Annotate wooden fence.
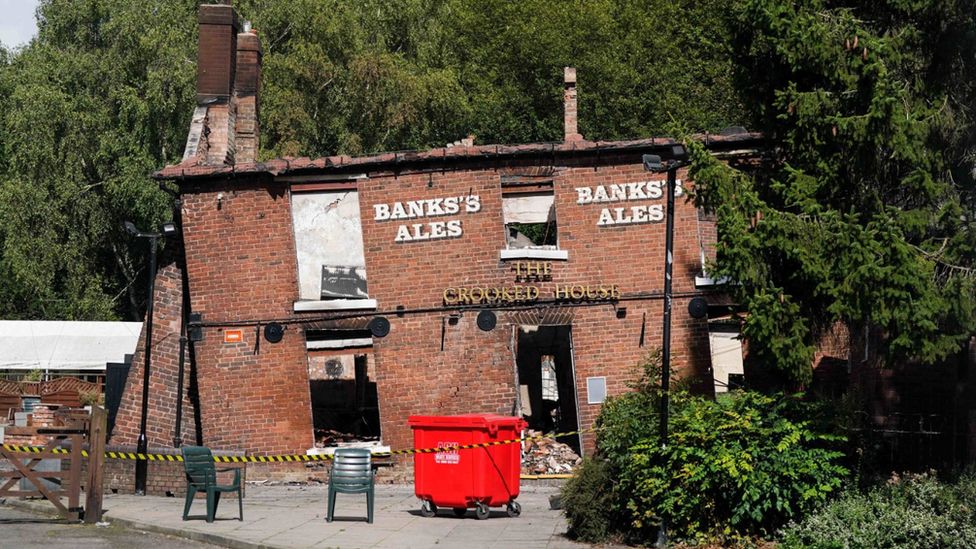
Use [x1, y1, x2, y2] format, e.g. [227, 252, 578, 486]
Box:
[0, 406, 106, 521]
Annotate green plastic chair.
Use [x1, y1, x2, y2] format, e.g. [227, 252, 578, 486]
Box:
[327, 448, 375, 523]
[181, 446, 243, 523]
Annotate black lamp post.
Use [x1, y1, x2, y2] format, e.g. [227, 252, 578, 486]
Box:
[642, 144, 690, 548]
[125, 220, 178, 495]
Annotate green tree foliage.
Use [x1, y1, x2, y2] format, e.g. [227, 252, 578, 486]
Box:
[0, 0, 743, 320]
[691, 1, 976, 384]
[625, 392, 846, 540]
[0, 0, 196, 320]
[244, 0, 744, 156]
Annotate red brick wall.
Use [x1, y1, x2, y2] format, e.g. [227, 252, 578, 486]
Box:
[179, 178, 313, 454]
[112, 260, 199, 449]
[121, 152, 712, 467]
[356, 156, 710, 452]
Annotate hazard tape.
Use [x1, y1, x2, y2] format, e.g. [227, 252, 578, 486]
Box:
[372, 428, 591, 457]
[2, 428, 594, 463]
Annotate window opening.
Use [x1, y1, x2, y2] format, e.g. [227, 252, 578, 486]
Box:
[540, 355, 558, 401]
[292, 189, 369, 301]
[502, 179, 558, 250]
[708, 321, 745, 394]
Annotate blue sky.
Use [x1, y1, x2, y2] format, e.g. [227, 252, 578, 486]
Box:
[0, 0, 40, 48]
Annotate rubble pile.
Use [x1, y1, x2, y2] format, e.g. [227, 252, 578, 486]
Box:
[521, 430, 583, 474]
[313, 429, 379, 447]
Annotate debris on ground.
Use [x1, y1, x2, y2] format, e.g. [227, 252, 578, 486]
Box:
[313, 429, 379, 447]
[521, 430, 582, 474]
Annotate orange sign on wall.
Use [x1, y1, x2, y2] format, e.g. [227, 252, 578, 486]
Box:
[224, 329, 243, 343]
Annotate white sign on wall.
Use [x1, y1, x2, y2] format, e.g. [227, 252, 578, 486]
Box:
[575, 180, 683, 227]
[373, 195, 481, 242]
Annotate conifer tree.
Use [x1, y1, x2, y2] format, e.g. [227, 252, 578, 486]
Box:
[691, 0, 976, 384]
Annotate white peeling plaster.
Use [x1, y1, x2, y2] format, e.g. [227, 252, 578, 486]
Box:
[292, 191, 368, 300]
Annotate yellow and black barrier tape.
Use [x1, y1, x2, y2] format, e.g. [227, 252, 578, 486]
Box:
[1, 428, 595, 463]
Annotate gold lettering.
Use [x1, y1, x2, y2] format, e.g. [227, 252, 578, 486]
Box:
[469, 287, 485, 303]
[485, 287, 499, 303]
[501, 287, 513, 302]
[514, 262, 524, 279]
[444, 288, 458, 304]
[543, 262, 552, 276]
[445, 282, 617, 303]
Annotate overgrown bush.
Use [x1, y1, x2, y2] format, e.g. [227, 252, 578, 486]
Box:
[79, 390, 104, 407]
[561, 458, 613, 542]
[624, 391, 847, 541]
[562, 352, 849, 544]
[780, 472, 976, 548]
[563, 352, 665, 542]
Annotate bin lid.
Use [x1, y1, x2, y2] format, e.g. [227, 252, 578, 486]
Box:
[408, 413, 525, 429]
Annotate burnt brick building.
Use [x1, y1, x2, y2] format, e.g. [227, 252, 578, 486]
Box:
[110, 4, 762, 485]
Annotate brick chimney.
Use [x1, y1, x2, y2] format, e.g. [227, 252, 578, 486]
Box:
[183, 4, 263, 166]
[234, 29, 262, 164]
[196, 4, 238, 102]
[564, 67, 583, 142]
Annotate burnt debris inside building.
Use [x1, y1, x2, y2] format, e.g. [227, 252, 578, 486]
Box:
[516, 325, 580, 455]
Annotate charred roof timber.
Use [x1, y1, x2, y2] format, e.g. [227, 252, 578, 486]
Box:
[155, 132, 762, 182]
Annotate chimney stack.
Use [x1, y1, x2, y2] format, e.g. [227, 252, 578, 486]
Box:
[234, 29, 262, 163]
[183, 4, 262, 166]
[196, 4, 239, 101]
[564, 67, 583, 142]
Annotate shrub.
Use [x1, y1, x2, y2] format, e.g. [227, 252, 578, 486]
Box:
[624, 391, 847, 540]
[780, 472, 976, 548]
[563, 352, 849, 544]
[563, 351, 666, 542]
[561, 458, 613, 542]
[79, 390, 104, 407]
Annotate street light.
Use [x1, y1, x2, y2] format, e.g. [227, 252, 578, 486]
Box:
[642, 144, 690, 548]
[125, 220, 177, 495]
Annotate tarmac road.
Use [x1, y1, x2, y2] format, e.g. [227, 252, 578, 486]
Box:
[0, 504, 220, 549]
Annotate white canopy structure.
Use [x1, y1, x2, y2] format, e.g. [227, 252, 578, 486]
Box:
[0, 321, 142, 372]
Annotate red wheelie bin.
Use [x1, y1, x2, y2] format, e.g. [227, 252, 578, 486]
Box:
[408, 414, 526, 519]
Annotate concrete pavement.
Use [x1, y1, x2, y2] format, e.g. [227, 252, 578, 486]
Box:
[7, 482, 587, 549]
[0, 504, 218, 548]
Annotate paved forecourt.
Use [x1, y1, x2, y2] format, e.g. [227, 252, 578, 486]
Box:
[91, 482, 587, 549]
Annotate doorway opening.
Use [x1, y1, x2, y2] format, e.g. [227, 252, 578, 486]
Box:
[516, 325, 581, 455]
[306, 330, 381, 445]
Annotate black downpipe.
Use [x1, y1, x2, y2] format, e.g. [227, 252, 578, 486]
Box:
[134, 235, 157, 495]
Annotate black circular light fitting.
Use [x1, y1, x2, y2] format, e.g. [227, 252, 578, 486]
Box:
[477, 310, 497, 331]
[264, 322, 285, 343]
[688, 297, 709, 319]
[369, 316, 391, 338]
[325, 359, 344, 378]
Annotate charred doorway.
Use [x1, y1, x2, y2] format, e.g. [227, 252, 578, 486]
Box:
[306, 330, 381, 445]
[516, 325, 581, 455]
